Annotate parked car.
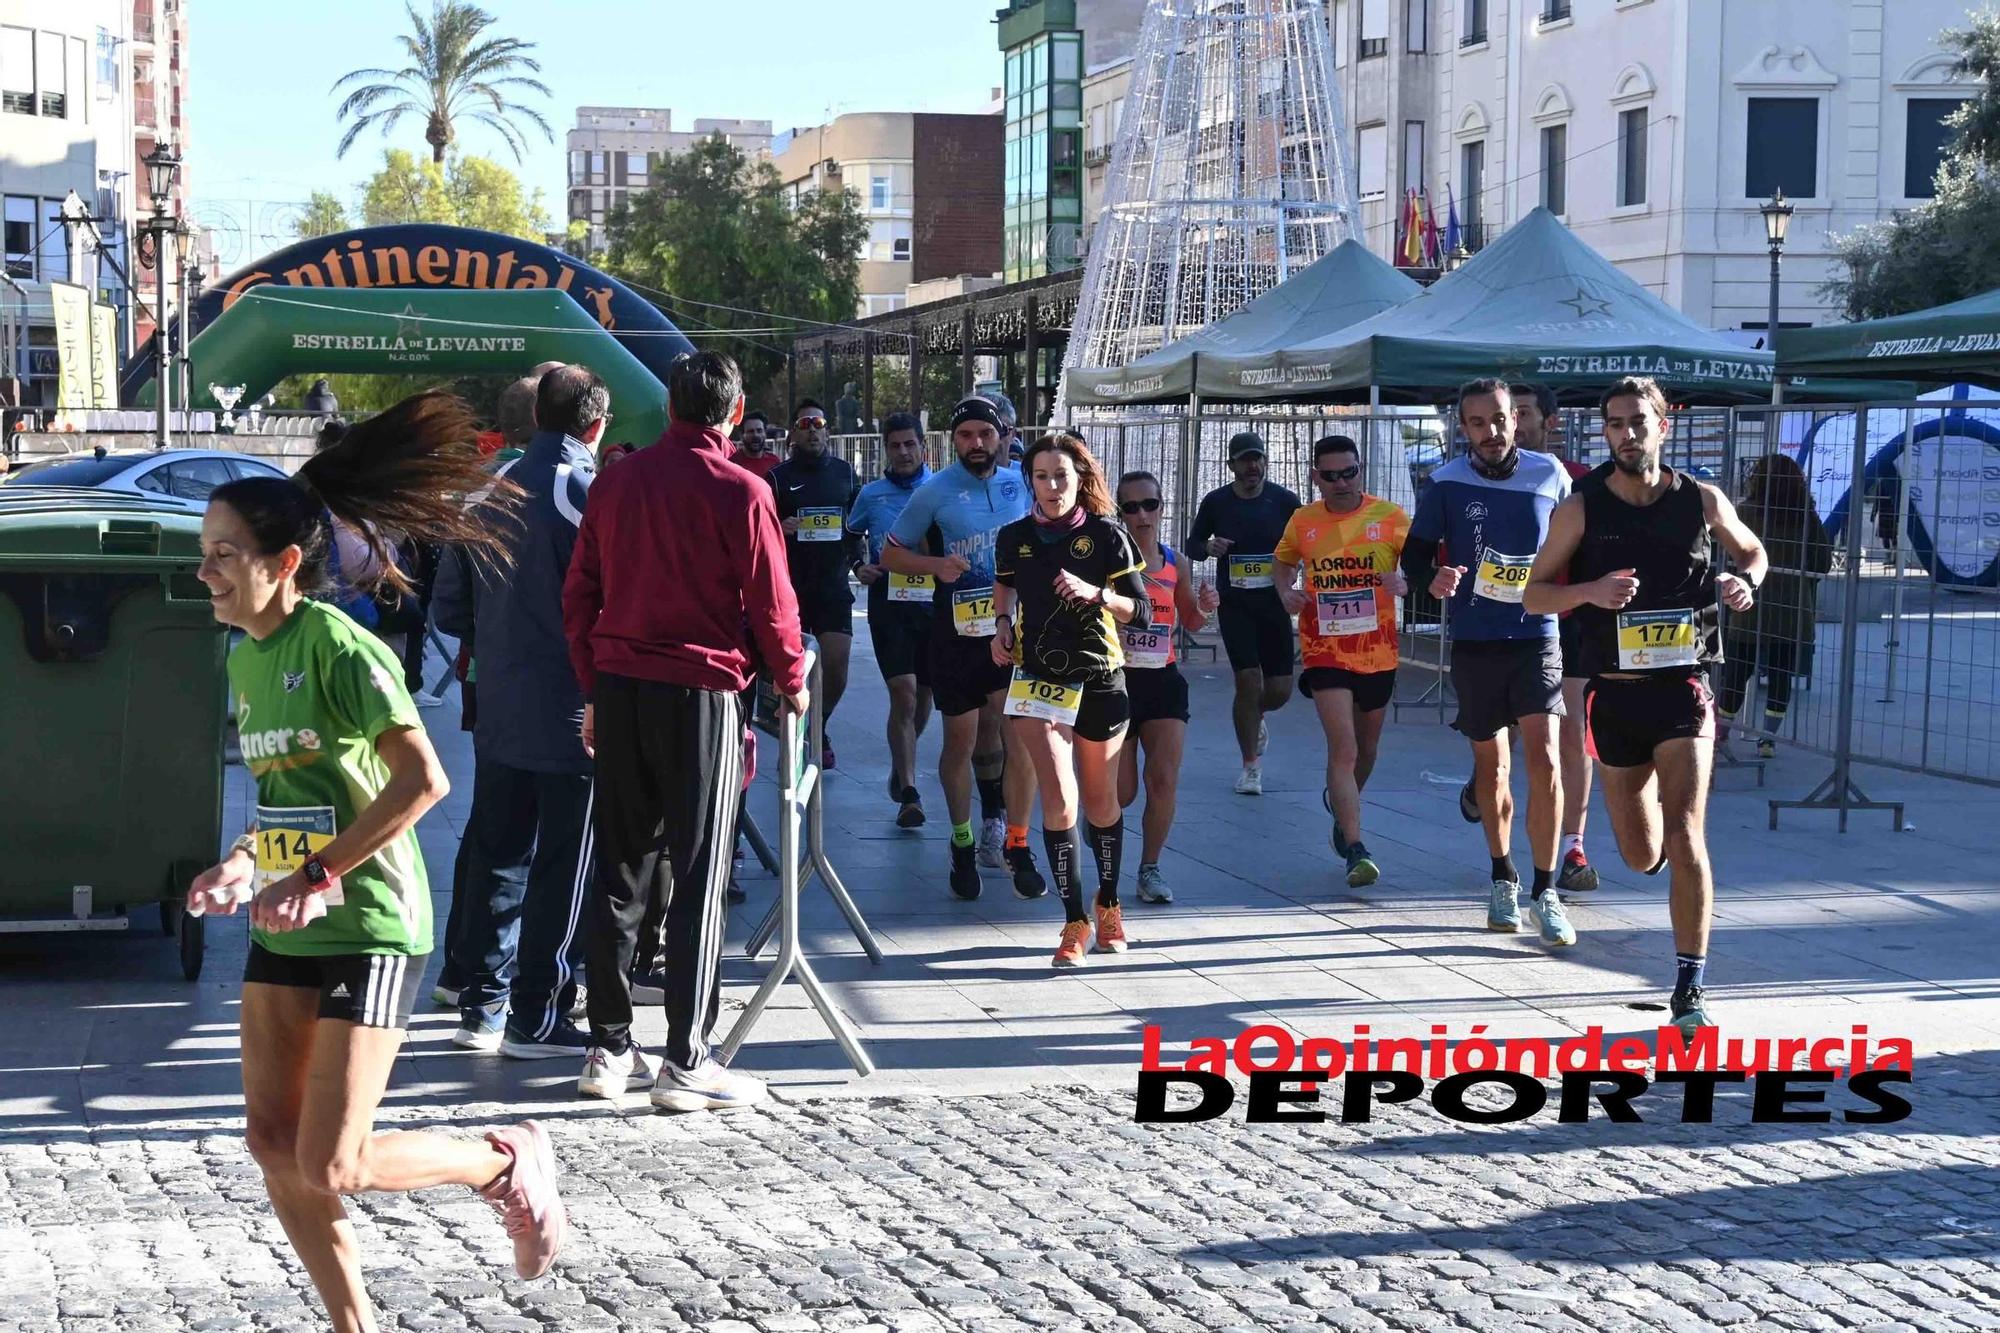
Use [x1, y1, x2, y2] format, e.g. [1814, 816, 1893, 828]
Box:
[2, 449, 288, 512]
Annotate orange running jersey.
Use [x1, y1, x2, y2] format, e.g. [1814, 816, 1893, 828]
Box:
[1274, 497, 1410, 673]
[1120, 545, 1180, 670]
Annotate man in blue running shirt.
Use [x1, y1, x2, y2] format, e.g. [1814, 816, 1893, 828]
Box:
[848, 411, 935, 829]
[1402, 378, 1577, 949]
[884, 397, 1046, 901]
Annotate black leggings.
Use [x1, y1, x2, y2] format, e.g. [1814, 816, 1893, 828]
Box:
[1720, 641, 1799, 721]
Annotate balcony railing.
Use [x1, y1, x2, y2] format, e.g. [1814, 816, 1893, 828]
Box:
[133, 89, 157, 127]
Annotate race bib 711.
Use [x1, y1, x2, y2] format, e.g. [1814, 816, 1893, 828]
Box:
[1315, 586, 1378, 636]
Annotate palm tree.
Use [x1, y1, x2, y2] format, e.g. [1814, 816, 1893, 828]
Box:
[332, 0, 552, 164]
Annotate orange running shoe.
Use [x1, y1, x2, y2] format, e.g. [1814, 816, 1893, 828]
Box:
[1052, 919, 1092, 967]
[1093, 903, 1128, 954]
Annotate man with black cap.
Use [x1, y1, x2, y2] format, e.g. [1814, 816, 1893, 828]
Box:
[883, 396, 1048, 900]
[1185, 431, 1302, 795]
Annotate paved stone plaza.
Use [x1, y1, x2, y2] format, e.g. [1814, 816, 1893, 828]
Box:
[3, 631, 1998, 1331]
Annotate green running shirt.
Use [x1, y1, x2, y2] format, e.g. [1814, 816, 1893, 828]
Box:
[228, 600, 430, 956]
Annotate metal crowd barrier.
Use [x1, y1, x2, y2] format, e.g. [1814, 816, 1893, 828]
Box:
[718, 643, 879, 1076]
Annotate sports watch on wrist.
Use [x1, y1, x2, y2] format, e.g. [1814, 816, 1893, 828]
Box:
[301, 853, 333, 890]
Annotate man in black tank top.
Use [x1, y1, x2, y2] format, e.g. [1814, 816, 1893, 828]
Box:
[1524, 376, 1767, 1037]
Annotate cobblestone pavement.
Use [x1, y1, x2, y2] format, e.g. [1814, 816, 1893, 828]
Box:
[3, 1056, 1999, 1333]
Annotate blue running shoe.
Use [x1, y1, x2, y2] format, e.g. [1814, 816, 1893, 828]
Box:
[1671, 986, 1712, 1034]
[1487, 879, 1521, 932]
[1528, 890, 1578, 947]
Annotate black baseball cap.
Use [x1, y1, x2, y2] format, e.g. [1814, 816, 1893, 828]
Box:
[1228, 431, 1266, 460]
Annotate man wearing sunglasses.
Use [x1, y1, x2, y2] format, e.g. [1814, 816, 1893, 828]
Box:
[1185, 431, 1302, 795]
[771, 399, 862, 768]
[1275, 436, 1410, 888]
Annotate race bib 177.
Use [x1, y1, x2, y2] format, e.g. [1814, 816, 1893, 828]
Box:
[1617, 608, 1699, 670]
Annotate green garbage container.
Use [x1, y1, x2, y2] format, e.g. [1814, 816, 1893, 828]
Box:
[0, 486, 227, 978]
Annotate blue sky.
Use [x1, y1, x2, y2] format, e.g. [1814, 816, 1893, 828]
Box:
[190, 0, 1001, 252]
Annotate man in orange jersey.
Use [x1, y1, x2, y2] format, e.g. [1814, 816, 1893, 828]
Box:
[1275, 434, 1410, 887]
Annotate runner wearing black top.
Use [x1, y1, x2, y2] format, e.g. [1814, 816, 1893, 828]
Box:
[1525, 376, 1766, 1035]
[992, 431, 1151, 968]
[1185, 432, 1301, 795]
[771, 401, 862, 767]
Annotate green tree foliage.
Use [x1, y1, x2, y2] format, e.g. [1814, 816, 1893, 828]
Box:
[355, 148, 549, 239]
[1825, 11, 2000, 319]
[332, 0, 551, 164]
[295, 192, 350, 240]
[601, 137, 868, 409]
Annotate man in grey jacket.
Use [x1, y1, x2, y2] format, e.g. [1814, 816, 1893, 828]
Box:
[433, 364, 608, 1059]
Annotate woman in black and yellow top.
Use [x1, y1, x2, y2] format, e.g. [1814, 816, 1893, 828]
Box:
[991, 431, 1151, 967]
[188, 393, 567, 1331]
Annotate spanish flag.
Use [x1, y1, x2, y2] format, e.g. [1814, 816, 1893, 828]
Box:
[1401, 189, 1424, 266]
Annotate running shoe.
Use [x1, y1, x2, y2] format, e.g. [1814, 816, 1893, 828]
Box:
[566, 985, 588, 1021]
[432, 982, 462, 1009]
[1234, 765, 1263, 796]
[895, 786, 926, 829]
[1007, 846, 1048, 899]
[1670, 985, 1713, 1035]
[628, 970, 666, 1004]
[727, 878, 747, 905]
[453, 1006, 506, 1051]
[1557, 849, 1600, 893]
[1756, 738, 1776, 760]
[1646, 852, 1668, 877]
[480, 1120, 567, 1280]
[577, 1044, 659, 1100]
[1322, 788, 1353, 859]
[949, 843, 982, 900]
[977, 817, 1007, 868]
[411, 690, 447, 710]
[1135, 864, 1173, 904]
[1527, 890, 1578, 948]
[1486, 879, 1521, 933]
[1052, 919, 1092, 968]
[1256, 717, 1269, 757]
[1345, 844, 1380, 888]
[1459, 780, 1480, 824]
[501, 1019, 593, 1061]
[650, 1057, 767, 1112]
[1093, 902, 1129, 953]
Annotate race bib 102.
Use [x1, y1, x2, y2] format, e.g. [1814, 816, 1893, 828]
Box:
[1474, 551, 1534, 604]
[1004, 669, 1083, 726]
[797, 507, 844, 542]
[1616, 608, 1699, 670]
[952, 588, 997, 637]
[1315, 585, 1379, 637]
[1228, 554, 1275, 589]
[254, 805, 345, 905]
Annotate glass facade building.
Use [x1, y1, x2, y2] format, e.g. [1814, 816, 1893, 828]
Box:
[999, 1, 1084, 282]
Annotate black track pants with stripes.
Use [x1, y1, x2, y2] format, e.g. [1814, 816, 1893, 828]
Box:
[583, 673, 745, 1071]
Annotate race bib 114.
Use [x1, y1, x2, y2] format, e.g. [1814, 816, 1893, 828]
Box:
[254, 805, 345, 905]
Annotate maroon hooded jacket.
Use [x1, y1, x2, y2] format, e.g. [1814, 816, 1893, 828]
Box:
[564, 420, 806, 699]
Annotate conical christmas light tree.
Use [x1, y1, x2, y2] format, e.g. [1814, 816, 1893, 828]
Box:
[1059, 0, 1357, 414]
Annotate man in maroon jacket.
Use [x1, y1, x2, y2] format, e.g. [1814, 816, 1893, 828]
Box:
[563, 351, 809, 1110]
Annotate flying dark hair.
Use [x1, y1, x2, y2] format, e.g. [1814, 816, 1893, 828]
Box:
[1510, 382, 1559, 419]
[1025, 430, 1114, 517]
[668, 351, 744, 428]
[881, 410, 923, 439]
[535, 364, 609, 439]
[1457, 377, 1512, 417]
[210, 390, 520, 600]
[1314, 433, 1360, 462]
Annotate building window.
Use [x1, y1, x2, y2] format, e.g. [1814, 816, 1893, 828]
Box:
[4, 195, 36, 279]
[1745, 97, 1817, 199]
[870, 174, 890, 210]
[1406, 0, 1428, 52]
[892, 236, 911, 262]
[1540, 0, 1571, 22]
[1904, 97, 1961, 199]
[626, 151, 646, 182]
[1357, 123, 1387, 198]
[1358, 0, 1386, 59]
[589, 151, 606, 185]
[1403, 120, 1426, 196]
[1461, 0, 1487, 46]
[36, 31, 63, 117]
[1, 27, 33, 115]
[1540, 123, 1567, 214]
[1618, 107, 1648, 206]
[1333, 0, 1349, 67]
[96, 27, 117, 88]
[1459, 139, 1484, 236]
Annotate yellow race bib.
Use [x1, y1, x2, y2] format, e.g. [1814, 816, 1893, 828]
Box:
[1228, 554, 1275, 589]
[952, 588, 997, 637]
[888, 572, 936, 604]
[254, 805, 344, 905]
[1004, 669, 1083, 725]
[797, 507, 844, 542]
[1474, 551, 1533, 604]
[1616, 609, 1698, 670]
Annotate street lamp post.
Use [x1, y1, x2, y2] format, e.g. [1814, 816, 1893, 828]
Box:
[1761, 188, 1794, 405]
[142, 143, 181, 451]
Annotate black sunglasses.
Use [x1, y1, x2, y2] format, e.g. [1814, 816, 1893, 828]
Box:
[1120, 497, 1162, 515]
[1317, 465, 1361, 483]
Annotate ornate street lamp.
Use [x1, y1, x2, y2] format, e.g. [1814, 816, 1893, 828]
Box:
[1760, 188, 1794, 405]
[141, 143, 181, 449]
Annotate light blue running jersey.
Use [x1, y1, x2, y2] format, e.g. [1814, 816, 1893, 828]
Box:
[885, 461, 1032, 610]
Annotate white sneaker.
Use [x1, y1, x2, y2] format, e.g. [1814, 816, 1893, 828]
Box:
[650, 1057, 767, 1112]
[578, 1044, 659, 1099]
[411, 690, 446, 709]
[1234, 765, 1263, 796]
[1256, 718, 1269, 757]
[976, 816, 1007, 868]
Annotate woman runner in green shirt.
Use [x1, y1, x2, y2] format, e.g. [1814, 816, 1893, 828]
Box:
[187, 392, 564, 1331]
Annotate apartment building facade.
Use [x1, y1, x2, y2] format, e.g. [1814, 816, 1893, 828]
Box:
[565, 107, 773, 253]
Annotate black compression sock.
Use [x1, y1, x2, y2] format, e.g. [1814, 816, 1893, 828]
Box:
[1531, 866, 1555, 899]
[1492, 856, 1518, 884]
[1043, 825, 1084, 922]
[1675, 953, 1707, 994]
[976, 776, 1005, 822]
[1088, 817, 1125, 908]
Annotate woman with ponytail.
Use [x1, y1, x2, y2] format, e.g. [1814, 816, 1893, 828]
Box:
[186, 391, 565, 1329]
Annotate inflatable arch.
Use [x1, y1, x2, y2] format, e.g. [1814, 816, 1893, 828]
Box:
[125, 223, 693, 404]
[153, 286, 670, 447]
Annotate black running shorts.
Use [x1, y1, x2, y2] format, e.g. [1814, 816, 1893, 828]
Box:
[1450, 638, 1565, 742]
[869, 602, 933, 686]
[1218, 597, 1295, 676]
[1583, 672, 1716, 768]
[243, 942, 428, 1030]
[796, 588, 856, 639]
[929, 621, 1013, 717]
[1299, 665, 1397, 713]
[1126, 664, 1190, 727]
